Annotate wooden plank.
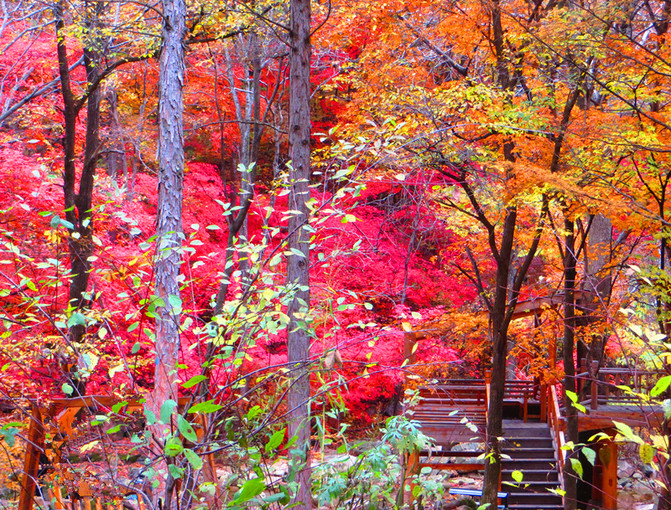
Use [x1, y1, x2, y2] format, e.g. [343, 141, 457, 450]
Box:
[18, 404, 45, 510]
[48, 475, 65, 510]
[424, 462, 483, 471]
[602, 440, 618, 510]
[420, 450, 485, 457]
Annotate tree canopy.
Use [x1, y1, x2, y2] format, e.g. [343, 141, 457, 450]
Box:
[1, 0, 671, 508]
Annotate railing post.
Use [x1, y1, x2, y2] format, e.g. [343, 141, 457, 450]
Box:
[18, 404, 45, 510]
[403, 448, 420, 506]
[591, 360, 599, 410]
[484, 370, 491, 429]
[600, 435, 618, 509]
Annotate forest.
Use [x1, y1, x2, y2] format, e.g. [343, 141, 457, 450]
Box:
[0, 0, 671, 509]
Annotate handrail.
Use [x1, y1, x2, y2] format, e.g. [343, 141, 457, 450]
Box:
[485, 373, 491, 433]
[547, 384, 565, 505]
[573, 365, 667, 411]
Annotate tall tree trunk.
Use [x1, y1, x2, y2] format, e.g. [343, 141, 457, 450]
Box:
[482, 206, 516, 508]
[287, 0, 312, 507]
[55, 2, 102, 394]
[480, 0, 514, 493]
[563, 217, 579, 510]
[151, 0, 185, 503]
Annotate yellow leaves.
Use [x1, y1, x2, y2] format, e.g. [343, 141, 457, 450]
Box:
[640, 443, 657, 464]
[44, 229, 63, 243]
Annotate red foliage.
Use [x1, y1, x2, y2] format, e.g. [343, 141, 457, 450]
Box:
[0, 28, 475, 422]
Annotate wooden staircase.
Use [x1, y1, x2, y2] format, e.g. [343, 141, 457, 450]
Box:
[501, 419, 563, 510]
[412, 381, 487, 444]
[409, 380, 567, 508]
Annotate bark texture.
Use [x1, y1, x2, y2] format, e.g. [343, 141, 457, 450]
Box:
[481, 207, 516, 508]
[55, 2, 102, 394]
[153, 0, 185, 414]
[563, 218, 579, 510]
[151, 0, 185, 502]
[287, 0, 312, 507]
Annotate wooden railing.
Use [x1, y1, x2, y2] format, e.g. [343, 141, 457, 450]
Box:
[577, 360, 668, 410]
[503, 380, 538, 422]
[18, 396, 217, 510]
[45, 473, 147, 509]
[485, 375, 491, 431]
[546, 384, 566, 506]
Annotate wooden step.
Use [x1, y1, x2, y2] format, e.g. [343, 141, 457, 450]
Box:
[502, 447, 555, 459]
[502, 469, 559, 482]
[504, 437, 553, 448]
[413, 408, 486, 416]
[502, 458, 557, 470]
[508, 492, 563, 506]
[503, 426, 552, 439]
[508, 505, 563, 510]
[502, 481, 560, 493]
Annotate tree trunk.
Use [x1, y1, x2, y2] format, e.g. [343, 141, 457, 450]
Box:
[55, 3, 102, 394]
[150, 0, 185, 503]
[482, 206, 516, 508]
[287, 0, 312, 507]
[563, 217, 579, 510]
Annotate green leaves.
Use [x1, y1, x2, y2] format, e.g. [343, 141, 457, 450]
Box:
[651, 375, 671, 397]
[164, 436, 183, 457]
[613, 420, 643, 445]
[582, 447, 596, 466]
[0, 425, 20, 447]
[177, 415, 198, 443]
[182, 374, 207, 389]
[265, 429, 286, 453]
[184, 449, 203, 470]
[160, 399, 178, 424]
[67, 312, 86, 327]
[565, 390, 586, 413]
[188, 400, 223, 414]
[570, 458, 583, 479]
[49, 214, 74, 230]
[234, 478, 265, 504]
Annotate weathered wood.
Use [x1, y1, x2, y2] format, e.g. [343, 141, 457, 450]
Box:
[601, 439, 618, 509]
[18, 405, 45, 510]
[287, 0, 313, 507]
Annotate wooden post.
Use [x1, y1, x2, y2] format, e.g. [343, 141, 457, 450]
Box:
[549, 335, 557, 372]
[196, 413, 222, 509]
[601, 439, 618, 510]
[484, 370, 491, 427]
[590, 360, 599, 410]
[593, 433, 618, 510]
[18, 404, 45, 510]
[403, 331, 417, 367]
[403, 448, 420, 506]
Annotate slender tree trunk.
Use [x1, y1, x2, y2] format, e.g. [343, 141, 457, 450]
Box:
[287, 0, 312, 507]
[69, 43, 101, 313]
[563, 218, 579, 510]
[55, 3, 102, 395]
[150, 0, 185, 503]
[482, 206, 516, 508]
